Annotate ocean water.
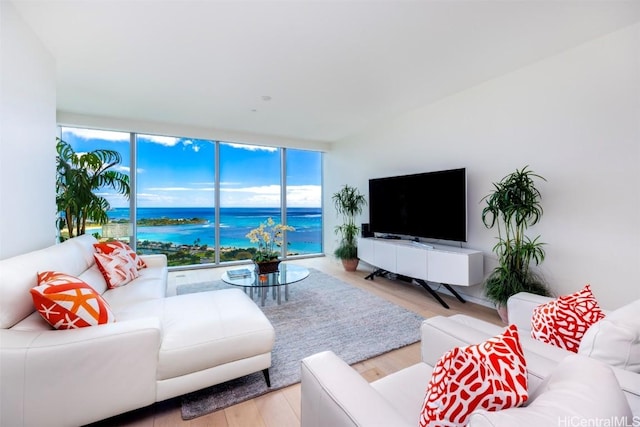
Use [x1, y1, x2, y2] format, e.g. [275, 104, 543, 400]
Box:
[106, 207, 322, 254]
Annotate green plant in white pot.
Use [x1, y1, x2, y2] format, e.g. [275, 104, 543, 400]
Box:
[481, 166, 551, 323]
[332, 185, 367, 271]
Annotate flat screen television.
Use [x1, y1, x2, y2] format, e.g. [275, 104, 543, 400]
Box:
[368, 168, 467, 242]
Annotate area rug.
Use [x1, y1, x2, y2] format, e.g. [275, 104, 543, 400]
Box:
[176, 268, 424, 420]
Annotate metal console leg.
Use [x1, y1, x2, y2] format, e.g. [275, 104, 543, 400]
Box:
[414, 279, 450, 309]
[443, 283, 466, 303]
[365, 268, 387, 280]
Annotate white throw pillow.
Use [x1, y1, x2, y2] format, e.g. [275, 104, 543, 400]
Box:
[579, 299, 640, 373]
[467, 355, 632, 427]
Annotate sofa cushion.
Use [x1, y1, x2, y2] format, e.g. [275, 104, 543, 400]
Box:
[102, 275, 167, 311]
[94, 241, 147, 270]
[77, 264, 109, 295]
[94, 251, 140, 289]
[531, 284, 605, 352]
[419, 324, 527, 427]
[579, 299, 640, 373]
[153, 290, 275, 381]
[0, 235, 99, 329]
[30, 271, 115, 329]
[467, 355, 632, 426]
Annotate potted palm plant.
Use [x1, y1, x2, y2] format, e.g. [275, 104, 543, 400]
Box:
[56, 138, 130, 239]
[332, 184, 367, 271]
[481, 166, 551, 323]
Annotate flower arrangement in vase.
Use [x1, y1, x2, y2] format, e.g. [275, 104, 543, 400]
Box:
[246, 217, 295, 274]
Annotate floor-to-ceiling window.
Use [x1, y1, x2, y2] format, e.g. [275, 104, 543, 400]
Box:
[286, 148, 322, 256]
[218, 142, 283, 262]
[58, 127, 131, 241]
[59, 126, 323, 267]
[136, 134, 216, 266]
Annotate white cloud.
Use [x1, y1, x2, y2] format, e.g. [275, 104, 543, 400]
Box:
[182, 140, 203, 153]
[286, 185, 322, 206]
[220, 184, 321, 207]
[147, 186, 215, 192]
[137, 191, 214, 208]
[136, 193, 177, 205]
[138, 134, 180, 146]
[224, 184, 281, 194]
[62, 128, 129, 142]
[104, 184, 320, 208]
[223, 142, 278, 153]
[139, 136, 209, 153]
[115, 165, 145, 174]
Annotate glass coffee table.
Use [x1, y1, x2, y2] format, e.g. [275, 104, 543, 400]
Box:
[221, 263, 309, 306]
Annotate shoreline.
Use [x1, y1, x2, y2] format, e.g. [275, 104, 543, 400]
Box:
[67, 220, 309, 266]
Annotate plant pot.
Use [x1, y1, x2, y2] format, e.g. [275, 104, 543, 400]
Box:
[341, 258, 359, 272]
[496, 304, 509, 325]
[256, 260, 281, 275]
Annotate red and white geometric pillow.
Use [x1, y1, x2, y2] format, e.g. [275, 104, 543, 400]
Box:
[94, 251, 140, 289]
[93, 240, 146, 270]
[31, 271, 115, 329]
[419, 324, 528, 427]
[531, 284, 605, 353]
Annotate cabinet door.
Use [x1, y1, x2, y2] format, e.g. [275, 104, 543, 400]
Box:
[373, 241, 397, 273]
[427, 250, 473, 286]
[396, 245, 428, 280]
[357, 238, 374, 265]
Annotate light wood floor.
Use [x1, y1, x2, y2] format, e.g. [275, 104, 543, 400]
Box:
[90, 257, 501, 427]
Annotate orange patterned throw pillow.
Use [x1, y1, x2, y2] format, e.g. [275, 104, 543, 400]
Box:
[531, 284, 605, 352]
[94, 251, 140, 289]
[94, 241, 146, 270]
[31, 272, 115, 329]
[419, 324, 528, 427]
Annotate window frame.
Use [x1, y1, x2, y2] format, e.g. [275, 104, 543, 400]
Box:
[58, 126, 323, 269]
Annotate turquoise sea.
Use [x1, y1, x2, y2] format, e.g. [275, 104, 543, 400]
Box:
[106, 207, 322, 255]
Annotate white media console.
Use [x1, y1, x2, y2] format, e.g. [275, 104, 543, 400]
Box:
[357, 237, 484, 309]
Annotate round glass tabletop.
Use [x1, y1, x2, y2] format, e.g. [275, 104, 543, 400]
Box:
[221, 263, 309, 305]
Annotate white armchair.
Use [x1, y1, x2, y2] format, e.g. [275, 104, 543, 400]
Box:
[301, 296, 638, 427]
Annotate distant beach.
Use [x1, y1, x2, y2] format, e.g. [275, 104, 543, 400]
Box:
[82, 207, 322, 266]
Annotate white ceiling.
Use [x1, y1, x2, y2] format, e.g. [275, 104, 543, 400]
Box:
[12, 0, 640, 144]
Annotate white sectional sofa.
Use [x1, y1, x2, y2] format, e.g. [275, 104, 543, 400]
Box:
[301, 293, 640, 426]
[0, 234, 275, 427]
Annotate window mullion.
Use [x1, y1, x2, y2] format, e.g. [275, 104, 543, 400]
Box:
[281, 147, 287, 259]
[214, 141, 221, 265]
[130, 132, 137, 250]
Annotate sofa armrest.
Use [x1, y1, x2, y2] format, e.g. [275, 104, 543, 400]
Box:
[420, 316, 504, 365]
[301, 351, 413, 427]
[611, 365, 640, 416]
[140, 253, 167, 268]
[1, 317, 162, 427]
[507, 292, 554, 333]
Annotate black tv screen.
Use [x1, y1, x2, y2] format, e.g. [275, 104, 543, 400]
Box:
[368, 168, 467, 242]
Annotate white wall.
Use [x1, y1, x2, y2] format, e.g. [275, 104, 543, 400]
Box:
[0, 1, 57, 258]
[325, 23, 640, 309]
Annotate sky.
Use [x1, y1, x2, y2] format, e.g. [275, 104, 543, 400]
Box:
[61, 127, 322, 208]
